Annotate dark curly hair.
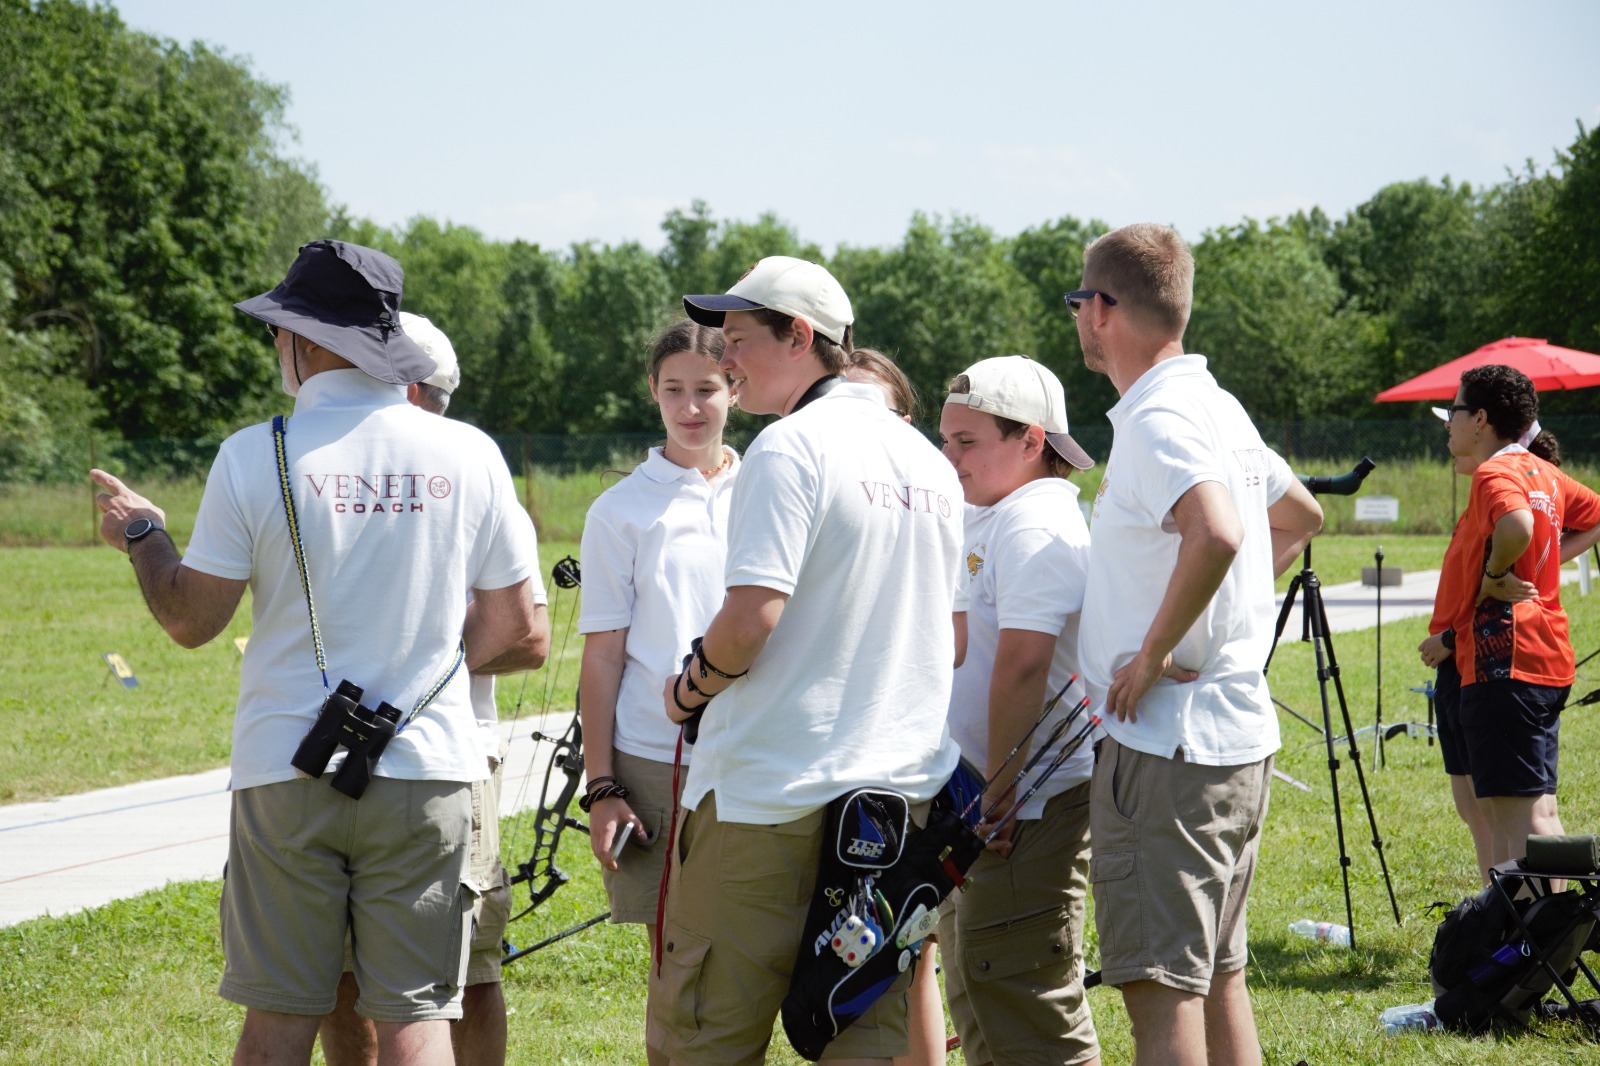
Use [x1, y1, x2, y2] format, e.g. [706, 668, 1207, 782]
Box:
[1458, 364, 1560, 464]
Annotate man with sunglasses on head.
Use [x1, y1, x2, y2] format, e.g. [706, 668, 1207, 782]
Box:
[1070, 223, 1322, 1066]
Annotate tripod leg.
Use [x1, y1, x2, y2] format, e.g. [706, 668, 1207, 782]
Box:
[1310, 581, 1402, 927]
[1265, 573, 1304, 675]
[1301, 572, 1359, 946]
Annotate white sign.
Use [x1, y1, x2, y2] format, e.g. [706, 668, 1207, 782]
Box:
[1355, 495, 1400, 523]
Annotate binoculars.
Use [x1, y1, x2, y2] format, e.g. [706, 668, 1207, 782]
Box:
[290, 680, 402, 799]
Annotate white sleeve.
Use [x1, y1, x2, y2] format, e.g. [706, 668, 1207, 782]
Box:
[471, 450, 535, 592]
[993, 525, 1089, 635]
[724, 446, 817, 594]
[509, 506, 547, 606]
[183, 440, 255, 581]
[1263, 447, 1296, 505]
[577, 493, 637, 634]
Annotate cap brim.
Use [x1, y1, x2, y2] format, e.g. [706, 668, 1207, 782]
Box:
[1045, 431, 1095, 470]
[683, 293, 766, 329]
[235, 295, 436, 385]
[1431, 406, 1450, 422]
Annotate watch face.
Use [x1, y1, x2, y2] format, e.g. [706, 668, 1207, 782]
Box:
[126, 518, 155, 541]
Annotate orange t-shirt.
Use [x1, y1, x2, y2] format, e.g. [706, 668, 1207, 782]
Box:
[1443, 448, 1600, 687]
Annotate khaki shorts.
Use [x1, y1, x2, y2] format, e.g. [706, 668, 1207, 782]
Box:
[646, 791, 915, 1065]
[466, 759, 511, 985]
[1088, 737, 1271, 996]
[939, 782, 1098, 1066]
[601, 750, 682, 925]
[219, 776, 473, 1022]
[338, 760, 508, 987]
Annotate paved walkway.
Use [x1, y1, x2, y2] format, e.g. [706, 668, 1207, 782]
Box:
[0, 711, 571, 927]
[2, 563, 1589, 928]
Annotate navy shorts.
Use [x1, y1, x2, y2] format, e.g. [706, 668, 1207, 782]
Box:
[1433, 660, 1470, 777]
[1457, 679, 1568, 798]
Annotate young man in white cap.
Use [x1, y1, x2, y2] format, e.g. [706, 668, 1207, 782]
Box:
[937, 355, 1101, 1066]
[318, 312, 547, 1066]
[91, 240, 546, 1066]
[651, 256, 964, 1065]
[1072, 223, 1322, 1066]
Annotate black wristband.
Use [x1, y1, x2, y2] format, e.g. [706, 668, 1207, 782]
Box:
[1440, 628, 1456, 651]
[1484, 562, 1512, 580]
[579, 781, 631, 813]
[691, 636, 748, 681]
[672, 673, 706, 715]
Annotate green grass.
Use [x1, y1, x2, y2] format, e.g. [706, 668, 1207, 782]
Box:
[4, 574, 1600, 1061]
[0, 532, 1457, 806]
[0, 541, 582, 804]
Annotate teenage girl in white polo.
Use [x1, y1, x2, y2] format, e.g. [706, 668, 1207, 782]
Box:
[577, 318, 736, 1066]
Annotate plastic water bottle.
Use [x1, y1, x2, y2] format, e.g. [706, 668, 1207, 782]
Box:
[1379, 1001, 1438, 1034]
[1288, 918, 1351, 947]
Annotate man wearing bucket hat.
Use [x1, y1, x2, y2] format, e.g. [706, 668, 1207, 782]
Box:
[649, 257, 963, 1063]
[91, 240, 545, 1066]
[317, 311, 546, 1066]
[937, 354, 1102, 1066]
[1071, 223, 1321, 1065]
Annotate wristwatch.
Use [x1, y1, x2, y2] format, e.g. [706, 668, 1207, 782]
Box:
[124, 517, 165, 549]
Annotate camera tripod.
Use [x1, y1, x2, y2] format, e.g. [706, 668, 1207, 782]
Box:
[1266, 539, 1401, 946]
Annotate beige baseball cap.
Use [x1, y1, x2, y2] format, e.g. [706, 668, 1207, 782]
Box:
[399, 312, 460, 394]
[945, 355, 1094, 470]
[683, 255, 854, 345]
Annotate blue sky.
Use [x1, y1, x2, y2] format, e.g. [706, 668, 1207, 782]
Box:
[115, 0, 1600, 254]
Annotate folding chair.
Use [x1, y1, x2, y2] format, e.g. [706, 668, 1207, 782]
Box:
[1487, 836, 1600, 1031]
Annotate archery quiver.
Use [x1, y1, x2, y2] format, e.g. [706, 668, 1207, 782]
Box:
[780, 763, 986, 1061]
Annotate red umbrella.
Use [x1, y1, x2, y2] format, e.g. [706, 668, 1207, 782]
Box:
[1373, 337, 1600, 402]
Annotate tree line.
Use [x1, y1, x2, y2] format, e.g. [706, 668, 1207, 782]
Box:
[3, 0, 1597, 482]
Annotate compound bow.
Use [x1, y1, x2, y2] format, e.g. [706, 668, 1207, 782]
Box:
[501, 554, 612, 963]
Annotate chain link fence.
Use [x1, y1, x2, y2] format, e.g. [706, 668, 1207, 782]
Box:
[9, 415, 1600, 485]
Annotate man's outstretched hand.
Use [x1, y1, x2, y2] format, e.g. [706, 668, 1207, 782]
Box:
[91, 469, 165, 552]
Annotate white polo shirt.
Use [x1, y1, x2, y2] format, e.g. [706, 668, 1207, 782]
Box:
[1079, 355, 1294, 766]
[948, 478, 1094, 819]
[578, 446, 740, 764]
[471, 547, 549, 763]
[684, 383, 964, 824]
[184, 369, 535, 789]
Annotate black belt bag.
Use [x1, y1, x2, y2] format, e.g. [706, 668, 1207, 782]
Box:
[780, 762, 986, 1060]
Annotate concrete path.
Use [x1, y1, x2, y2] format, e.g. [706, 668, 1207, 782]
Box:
[2, 563, 1589, 928]
[0, 711, 572, 927]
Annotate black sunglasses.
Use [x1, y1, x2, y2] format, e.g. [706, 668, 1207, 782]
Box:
[265, 323, 280, 341]
[1063, 289, 1118, 319]
[1447, 403, 1475, 416]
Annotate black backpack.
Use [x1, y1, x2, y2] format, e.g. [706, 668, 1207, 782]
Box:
[1430, 877, 1599, 1032]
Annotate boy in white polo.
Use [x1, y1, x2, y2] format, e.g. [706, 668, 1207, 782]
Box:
[938, 355, 1102, 1066]
[653, 257, 963, 1064]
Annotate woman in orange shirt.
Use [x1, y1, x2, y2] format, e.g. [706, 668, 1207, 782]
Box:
[1426, 364, 1600, 872]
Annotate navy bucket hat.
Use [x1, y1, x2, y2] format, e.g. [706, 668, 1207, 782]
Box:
[235, 240, 436, 385]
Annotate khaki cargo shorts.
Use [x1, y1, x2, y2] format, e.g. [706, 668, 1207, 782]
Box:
[219, 776, 473, 1022]
[940, 781, 1099, 1066]
[1089, 737, 1272, 995]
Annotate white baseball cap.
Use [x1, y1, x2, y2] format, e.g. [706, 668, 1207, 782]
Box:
[399, 312, 460, 394]
[683, 256, 854, 345]
[944, 355, 1094, 470]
